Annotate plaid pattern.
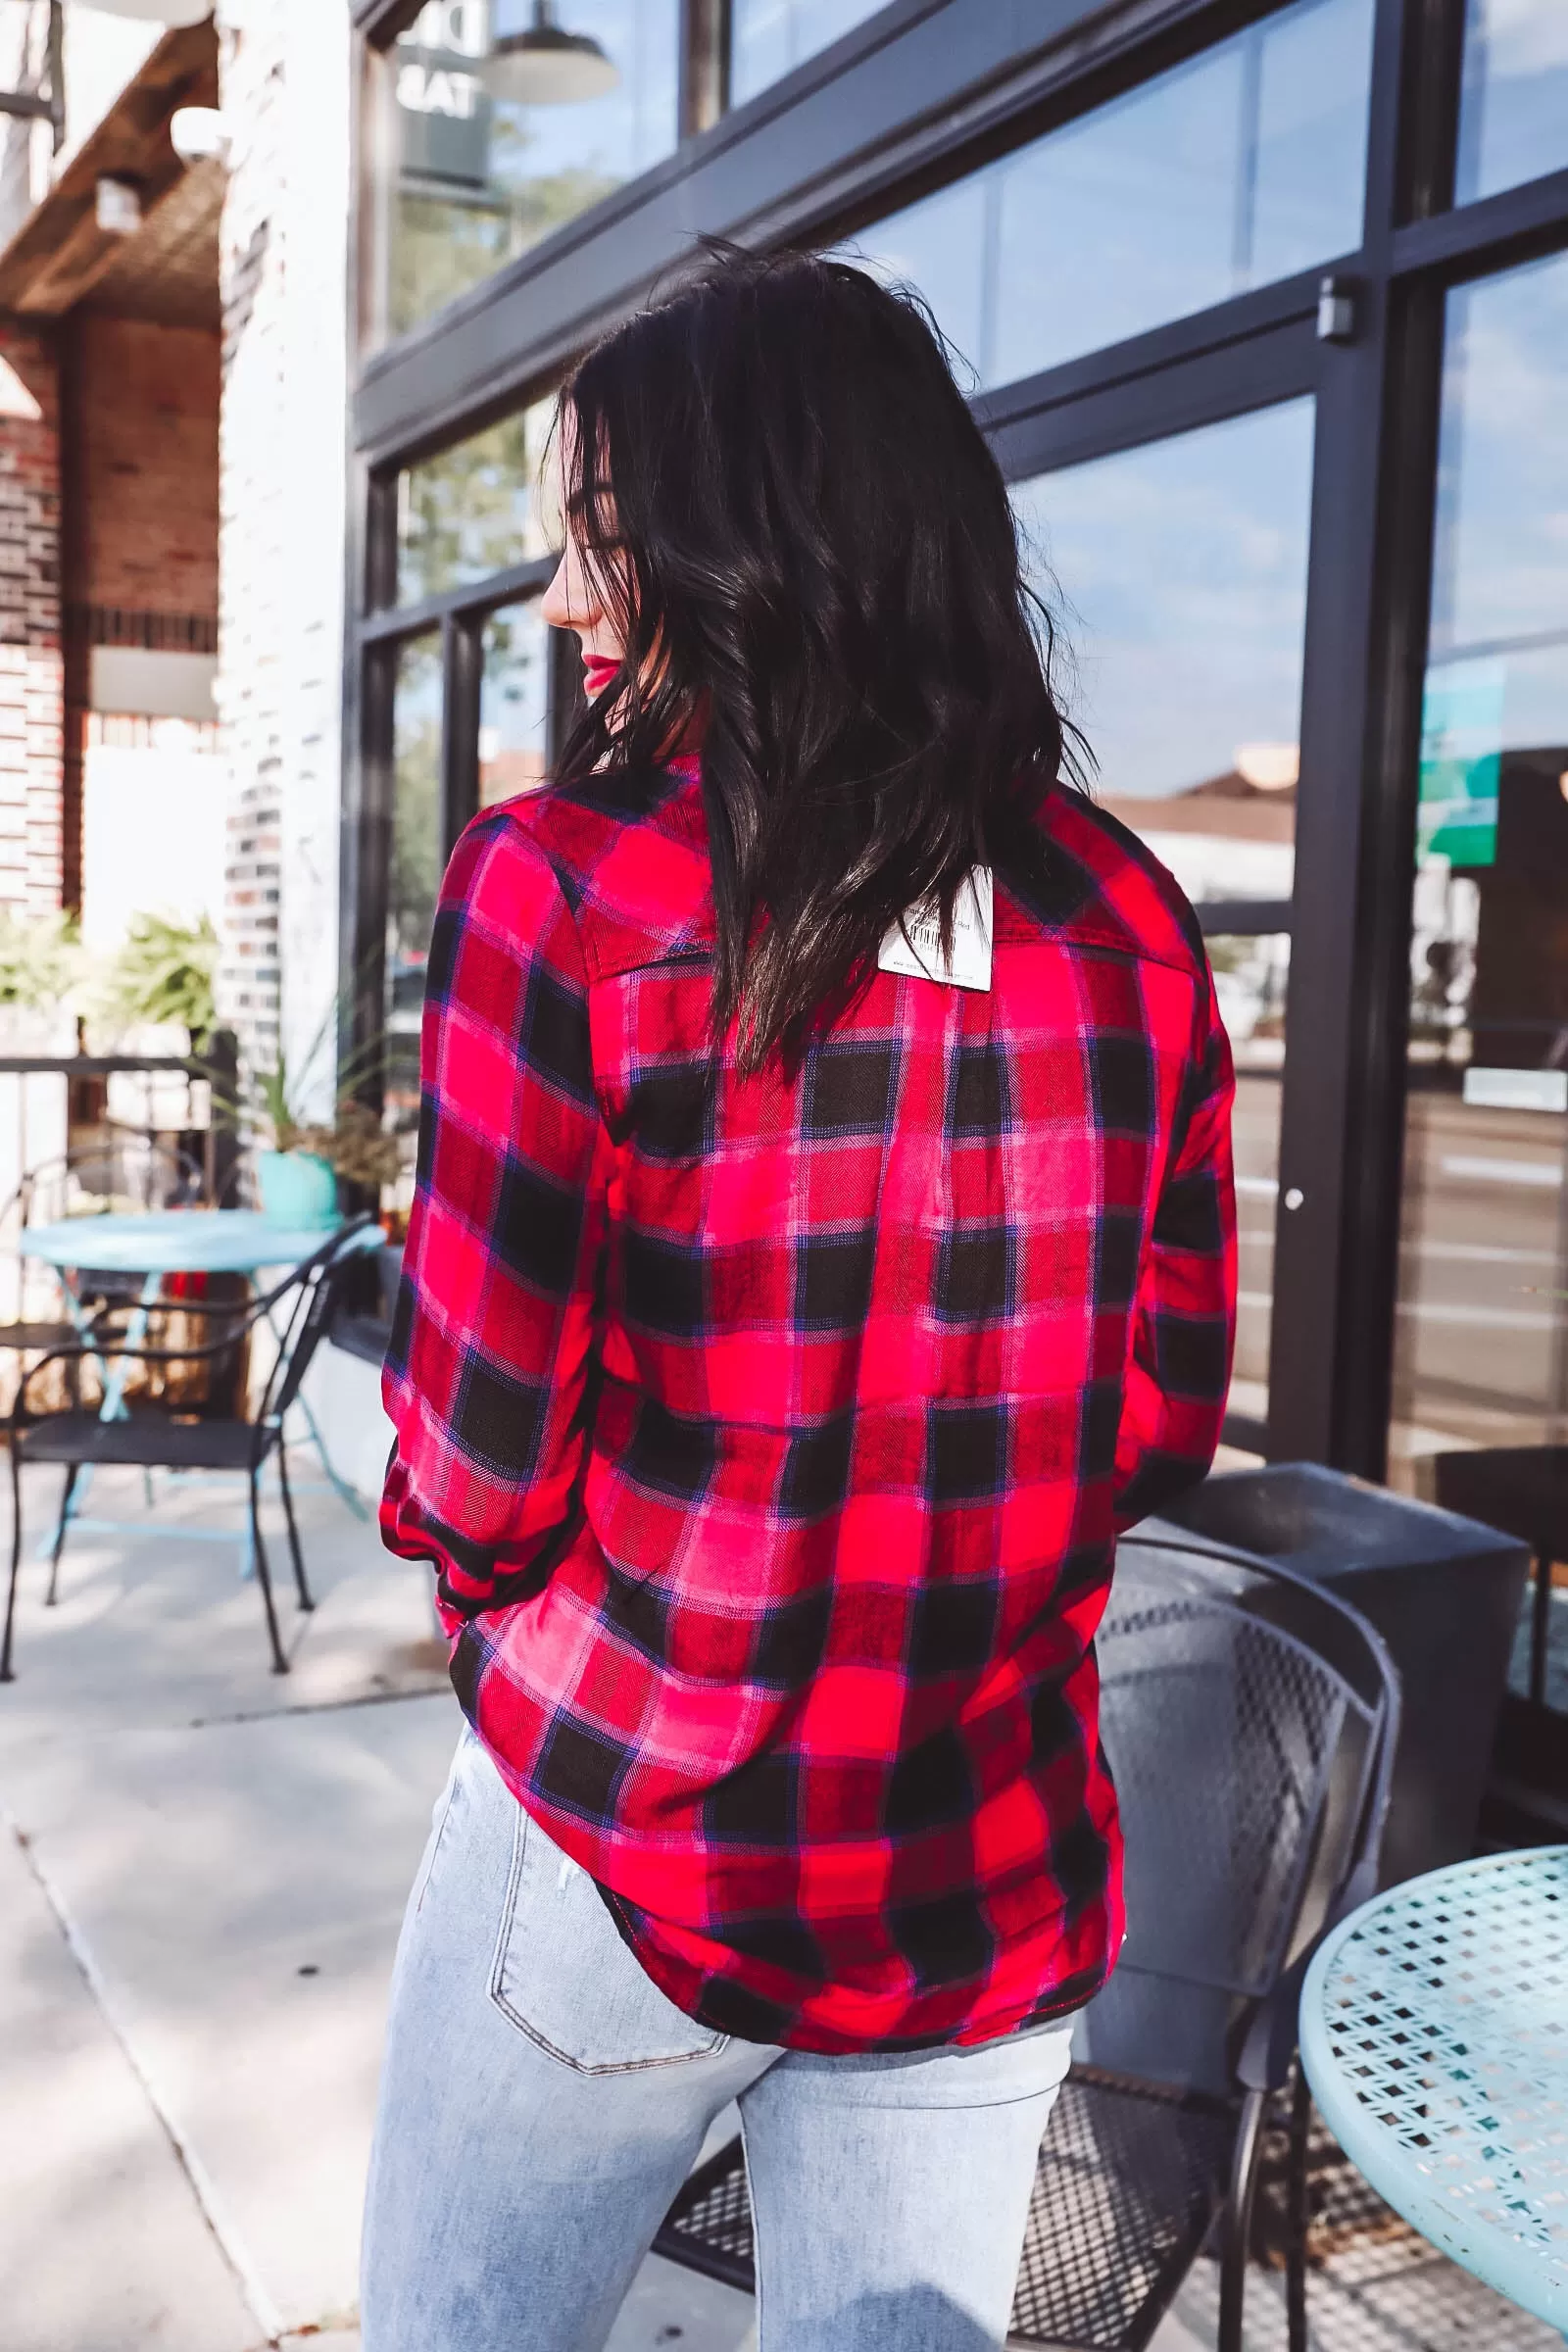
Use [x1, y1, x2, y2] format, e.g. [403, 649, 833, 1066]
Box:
[382, 761, 1236, 2053]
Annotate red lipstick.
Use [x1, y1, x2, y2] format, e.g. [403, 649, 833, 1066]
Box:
[582, 655, 621, 701]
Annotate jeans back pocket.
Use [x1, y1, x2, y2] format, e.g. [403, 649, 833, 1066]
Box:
[489, 1806, 728, 2075]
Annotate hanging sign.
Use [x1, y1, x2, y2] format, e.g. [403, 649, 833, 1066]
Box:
[397, 0, 492, 188]
[1417, 660, 1505, 869]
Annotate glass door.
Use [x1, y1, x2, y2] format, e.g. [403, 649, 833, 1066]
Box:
[1390, 245, 1568, 1724]
[1008, 395, 1317, 1455]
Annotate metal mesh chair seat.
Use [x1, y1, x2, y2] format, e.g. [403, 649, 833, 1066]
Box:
[654, 2134, 756, 2292]
[655, 2067, 1237, 2349]
[1012, 2068, 1237, 2349]
[16, 1409, 270, 1472]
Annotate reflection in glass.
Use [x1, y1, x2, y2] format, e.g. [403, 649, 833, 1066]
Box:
[385, 1, 679, 345]
[480, 600, 552, 804]
[1456, 0, 1568, 207]
[398, 394, 558, 606]
[1209, 934, 1291, 1434]
[845, 0, 1374, 387]
[386, 636, 444, 1142]
[730, 0, 889, 107]
[1010, 400, 1314, 902]
[1011, 402, 1316, 1428]
[1393, 251, 1568, 1548]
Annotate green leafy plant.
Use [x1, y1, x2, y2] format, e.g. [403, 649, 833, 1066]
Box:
[300, 1097, 404, 1191]
[0, 908, 83, 1011]
[103, 912, 219, 1047]
[239, 992, 402, 1191]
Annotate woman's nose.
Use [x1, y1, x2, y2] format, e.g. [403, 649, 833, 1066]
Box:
[540, 550, 574, 631]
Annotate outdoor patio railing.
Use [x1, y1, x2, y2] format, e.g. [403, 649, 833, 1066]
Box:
[0, 1031, 241, 1214]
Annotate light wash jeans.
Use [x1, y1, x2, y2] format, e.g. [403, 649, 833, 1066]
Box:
[362, 1729, 1075, 2352]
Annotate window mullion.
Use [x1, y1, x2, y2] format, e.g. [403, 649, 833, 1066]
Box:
[441, 611, 483, 858]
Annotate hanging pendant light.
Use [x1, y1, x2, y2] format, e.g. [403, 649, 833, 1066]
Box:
[481, 1, 619, 106]
[171, 105, 230, 163]
[71, 1, 215, 25]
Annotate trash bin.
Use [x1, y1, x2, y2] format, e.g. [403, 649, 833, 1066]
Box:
[1152, 1462, 1530, 1888]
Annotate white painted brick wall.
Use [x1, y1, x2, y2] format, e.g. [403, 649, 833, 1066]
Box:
[215, 0, 351, 1108]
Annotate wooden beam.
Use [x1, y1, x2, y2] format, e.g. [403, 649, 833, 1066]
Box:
[0, 21, 217, 318]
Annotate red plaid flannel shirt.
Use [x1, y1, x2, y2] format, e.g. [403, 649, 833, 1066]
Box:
[382, 760, 1236, 2052]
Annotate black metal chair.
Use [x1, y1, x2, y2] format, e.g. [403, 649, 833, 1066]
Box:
[1, 1219, 375, 1682]
[0, 1133, 212, 1362]
[653, 1534, 1400, 2352]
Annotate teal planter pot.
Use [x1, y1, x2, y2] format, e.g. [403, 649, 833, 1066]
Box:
[257, 1150, 338, 1227]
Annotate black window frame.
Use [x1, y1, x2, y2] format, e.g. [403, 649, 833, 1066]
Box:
[341, 0, 1568, 1478]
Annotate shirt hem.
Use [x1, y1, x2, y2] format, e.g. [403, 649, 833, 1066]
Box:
[593, 1876, 1112, 2056]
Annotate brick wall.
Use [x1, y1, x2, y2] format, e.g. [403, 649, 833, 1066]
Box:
[74, 315, 220, 621]
[215, 0, 350, 1101]
[0, 323, 62, 912]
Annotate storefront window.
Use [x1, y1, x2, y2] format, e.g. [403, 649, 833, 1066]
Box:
[846, 0, 1375, 388]
[1392, 250, 1568, 1525]
[397, 394, 558, 605]
[1455, 0, 1568, 207]
[383, 0, 680, 346]
[1011, 400, 1317, 1431]
[386, 635, 444, 1137]
[729, 0, 888, 107]
[480, 600, 553, 803]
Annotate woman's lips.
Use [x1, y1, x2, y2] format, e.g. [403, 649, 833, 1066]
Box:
[582, 656, 621, 701]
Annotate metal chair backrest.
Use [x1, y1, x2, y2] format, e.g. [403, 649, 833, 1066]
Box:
[22, 1134, 209, 1222]
[258, 1221, 374, 1428]
[0, 1136, 203, 1335]
[1074, 1534, 1398, 2101]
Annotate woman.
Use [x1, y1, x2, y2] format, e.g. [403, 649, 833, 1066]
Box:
[367, 248, 1235, 2352]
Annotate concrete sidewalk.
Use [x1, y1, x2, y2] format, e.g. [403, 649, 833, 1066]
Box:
[0, 1448, 759, 2351]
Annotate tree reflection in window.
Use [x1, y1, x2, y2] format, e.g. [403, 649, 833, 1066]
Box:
[397, 395, 558, 606]
[385, 1, 680, 345]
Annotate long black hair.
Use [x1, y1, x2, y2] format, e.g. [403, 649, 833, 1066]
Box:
[553, 243, 1085, 1070]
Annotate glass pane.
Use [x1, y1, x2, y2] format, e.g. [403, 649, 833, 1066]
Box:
[846, 0, 1375, 388]
[1011, 399, 1317, 1425]
[480, 600, 552, 804]
[1456, 0, 1568, 207]
[1392, 251, 1568, 1626]
[730, 0, 889, 107]
[386, 635, 444, 1144]
[397, 394, 558, 606]
[1210, 933, 1291, 1434]
[1010, 402, 1314, 882]
[383, 0, 680, 347]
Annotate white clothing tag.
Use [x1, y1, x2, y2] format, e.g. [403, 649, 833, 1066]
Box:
[877, 865, 993, 992]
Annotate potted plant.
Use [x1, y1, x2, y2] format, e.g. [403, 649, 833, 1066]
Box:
[244, 1005, 402, 1225]
[101, 912, 218, 1053]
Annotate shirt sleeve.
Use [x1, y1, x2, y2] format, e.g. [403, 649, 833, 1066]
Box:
[1113, 960, 1238, 1532]
[380, 810, 610, 1631]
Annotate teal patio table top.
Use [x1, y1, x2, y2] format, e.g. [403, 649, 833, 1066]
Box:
[1300, 1846, 1568, 2337]
[18, 1208, 373, 1280]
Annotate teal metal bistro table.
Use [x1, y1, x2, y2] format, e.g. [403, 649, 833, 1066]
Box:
[17, 1210, 383, 1548]
[1300, 1847, 1568, 2337]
